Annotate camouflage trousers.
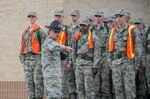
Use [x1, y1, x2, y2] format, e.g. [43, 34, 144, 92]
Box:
[23, 55, 44, 99]
[75, 66, 95, 99]
[146, 54, 150, 95]
[61, 60, 69, 98]
[136, 65, 147, 97]
[42, 64, 62, 99]
[93, 52, 111, 99]
[93, 67, 101, 98]
[111, 59, 136, 99]
[100, 59, 111, 97]
[68, 65, 77, 99]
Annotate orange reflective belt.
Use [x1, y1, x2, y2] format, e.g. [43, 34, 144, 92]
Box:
[20, 24, 41, 54]
[109, 25, 136, 59]
[74, 31, 94, 49]
[127, 25, 136, 59]
[109, 27, 116, 52]
[56, 27, 67, 45]
[88, 31, 94, 49]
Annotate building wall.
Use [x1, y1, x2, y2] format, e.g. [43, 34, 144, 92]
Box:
[0, 0, 149, 81]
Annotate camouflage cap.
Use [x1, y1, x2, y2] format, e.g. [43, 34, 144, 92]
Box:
[134, 17, 145, 26]
[104, 17, 108, 23]
[54, 9, 64, 16]
[86, 15, 94, 21]
[108, 16, 116, 22]
[79, 18, 89, 26]
[94, 11, 104, 17]
[123, 10, 130, 18]
[71, 9, 80, 16]
[115, 9, 125, 16]
[27, 12, 37, 17]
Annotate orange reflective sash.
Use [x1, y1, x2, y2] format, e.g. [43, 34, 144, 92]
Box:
[109, 25, 136, 59]
[55, 27, 67, 45]
[74, 31, 94, 49]
[20, 24, 41, 54]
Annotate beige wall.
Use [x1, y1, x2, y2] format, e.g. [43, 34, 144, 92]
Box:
[0, 0, 150, 81]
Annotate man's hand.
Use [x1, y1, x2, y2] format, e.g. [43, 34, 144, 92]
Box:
[92, 68, 98, 74]
[67, 64, 73, 72]
[19, 54, 25, 64]
[134, 66, 139, 72]
[65, 46, 74, 52]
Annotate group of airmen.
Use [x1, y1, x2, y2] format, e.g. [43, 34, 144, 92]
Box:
[19, 9, 150, 99]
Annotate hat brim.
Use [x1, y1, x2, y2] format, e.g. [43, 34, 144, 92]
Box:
[45, 25, 61, 32]
[27, 15, 37, 17]
[115, 14, 124, 16]
[79, 23, 88, 26]
[71, 14, 78, 16]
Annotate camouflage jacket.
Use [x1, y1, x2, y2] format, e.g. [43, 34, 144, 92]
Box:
[108, 24, 143, 67]
[42, 37, 67, 69]
[69, 32, 101, 68]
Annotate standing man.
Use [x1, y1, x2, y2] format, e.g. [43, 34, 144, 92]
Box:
[108, 10, 142, 99]
[108, 16, 117, 28]
[54, 9, 70, 99]
[67, 9, 80, 99]
[71, 19, 101, 99]
[87, 15, 95, 27]
[42, 20, 73, 99]
[145, 26, 150, 98]
[134, 18, 147, 99]
[19, 12, 47, 99]
[90, 11, 111, 99]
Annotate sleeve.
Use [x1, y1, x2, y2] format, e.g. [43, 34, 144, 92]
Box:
[132, 28, 143, 67]
[47, 39, 66, 52]
[140, 31, 147, 66]
[39, 28, 47, 44]
[19, 33, 25, 64]
[106, 29, 113, 68]
[93, 36, 102, 68]
[68, 37, 76, 64]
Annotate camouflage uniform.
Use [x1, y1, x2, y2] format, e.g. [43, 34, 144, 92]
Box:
[42, 37, 68, 99]
[109, 24, 142, 99]
[134, 18, 147, 99]
[54, 9, 71, 98]
[145, 27, 150, 97]
[20, 24, 46, 99]
[70, 19, 101, 99]
[90, 21, 111, 99]
[68, 23, 80, 98]
[60, 25, 70, 98]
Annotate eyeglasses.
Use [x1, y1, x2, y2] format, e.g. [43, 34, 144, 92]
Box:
[55, 15, 61, 17]
[28, 16, 36, 18]
[95, 15, 102, 17]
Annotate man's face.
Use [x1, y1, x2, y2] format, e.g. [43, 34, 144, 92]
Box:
[108, 21, 117, 27]
[71, 15, 80, 22]
[27, 16, 37, 24]
[80, 24, 89, 33]
[54, 15, 64, 23]
[94, 15, 104, 23]
[48, 30, 60, 40]
[135, 23, 145, 31]
[89, 20, 95, 26]
[116, 15, 125, 25]
[125, 17, 130, 23]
